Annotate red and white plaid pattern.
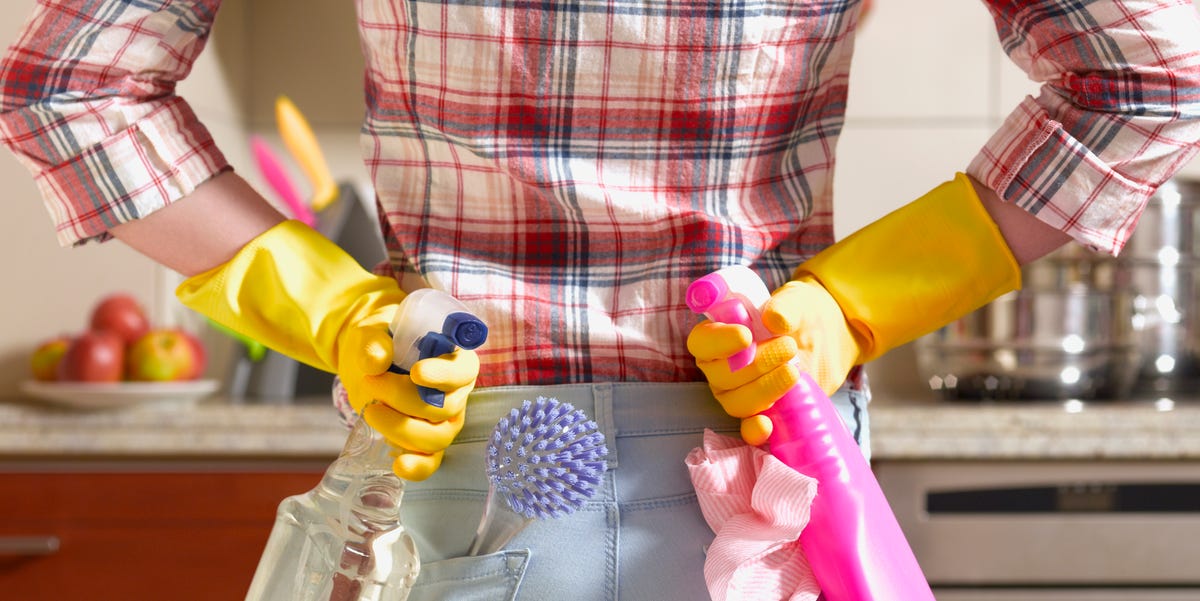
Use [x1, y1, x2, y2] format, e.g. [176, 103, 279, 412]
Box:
[3, 0, 1199, 388]
[971, 0, 1200, 254]
[0, 0, 229, 245]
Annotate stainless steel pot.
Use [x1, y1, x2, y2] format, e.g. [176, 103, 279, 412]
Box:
[1123, 179, 1200, 260]
[916, 178, 1200, 400]
[916, 284, 1139, 400]
[1123, 179, 1200, 393]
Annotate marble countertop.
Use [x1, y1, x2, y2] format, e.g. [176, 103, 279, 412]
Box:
[868, 397, 1200, 460]
[0, 399, 349, 460]
[1, 395, 1198, 462]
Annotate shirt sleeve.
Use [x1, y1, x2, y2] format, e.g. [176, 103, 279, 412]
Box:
[0, 0, 230, 247]
[969, 0, 1200, 256]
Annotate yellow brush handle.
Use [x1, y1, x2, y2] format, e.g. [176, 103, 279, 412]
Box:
[275, 96, 338, 211]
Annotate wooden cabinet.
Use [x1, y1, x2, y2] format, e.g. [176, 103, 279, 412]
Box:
[0, 467, 324, 600]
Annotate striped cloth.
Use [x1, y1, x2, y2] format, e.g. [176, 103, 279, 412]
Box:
[687, 428, 821, 600]
[2, 1, 1200, 388]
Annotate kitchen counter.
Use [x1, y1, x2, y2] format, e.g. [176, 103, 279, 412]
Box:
[2, 396, 1199, 461]
[0, 399, 348, 460]
[869, 397, 1200, 460]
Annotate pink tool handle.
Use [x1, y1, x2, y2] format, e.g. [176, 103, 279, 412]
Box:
[251, 136, 316, 227]
[687, 266, 934, 601]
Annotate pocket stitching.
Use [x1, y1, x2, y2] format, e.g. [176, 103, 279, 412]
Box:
[411, 550, 530, 588]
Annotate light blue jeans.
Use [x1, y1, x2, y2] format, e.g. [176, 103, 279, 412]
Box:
[401, 382, 870, 601]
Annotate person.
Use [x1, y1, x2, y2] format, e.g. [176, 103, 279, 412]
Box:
[2, 1, 1198, 598]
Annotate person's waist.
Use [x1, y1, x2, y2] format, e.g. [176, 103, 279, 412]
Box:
[454, 381, 738, 445]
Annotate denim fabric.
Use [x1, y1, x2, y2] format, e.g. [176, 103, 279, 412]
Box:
[400, 382, 870, 600]
[408, 551, 529, 601]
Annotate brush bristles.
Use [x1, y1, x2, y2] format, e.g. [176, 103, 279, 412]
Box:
[485, 397, 609, 519]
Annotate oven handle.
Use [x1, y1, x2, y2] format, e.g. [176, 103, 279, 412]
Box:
[0, 535, 60, 556]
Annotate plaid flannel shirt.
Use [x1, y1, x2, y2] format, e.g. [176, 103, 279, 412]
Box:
[3, 0, 1199, 387]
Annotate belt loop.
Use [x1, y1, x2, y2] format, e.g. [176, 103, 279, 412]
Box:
[592, 382, 618, 469]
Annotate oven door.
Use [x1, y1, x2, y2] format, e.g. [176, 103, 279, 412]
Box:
[933, 590, 1200, 600]
[875, 460, 1200, 599]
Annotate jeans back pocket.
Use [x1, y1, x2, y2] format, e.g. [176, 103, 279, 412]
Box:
[408, 549, 529, 601]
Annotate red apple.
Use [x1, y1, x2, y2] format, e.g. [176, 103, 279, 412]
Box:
[57, 331, 125, 382]
[89, 293, 150, 345]
[29, 336, 72, 381]
[126, 329, 206, 382]
[178, 330, 208, 380]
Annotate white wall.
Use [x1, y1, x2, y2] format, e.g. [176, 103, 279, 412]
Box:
[0, 1, 159, 396]
[837, 2, 1010, 400]
[840, 1, 1200, 401]
[0, 0, 255, 396]
[1, 0, 1197, 401]
[0, 0, 370, 398]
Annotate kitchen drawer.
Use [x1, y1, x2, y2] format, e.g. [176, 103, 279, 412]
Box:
[0, 470, 322, 600]
[934, 589, 1200, 600]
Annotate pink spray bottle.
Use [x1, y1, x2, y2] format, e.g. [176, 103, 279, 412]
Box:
[687, 265, 934, 601]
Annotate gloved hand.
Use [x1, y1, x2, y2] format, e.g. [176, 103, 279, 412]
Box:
[688, 278, 865, 445]
[176, 220, 480, 480]
[689, 173, 1022, 445]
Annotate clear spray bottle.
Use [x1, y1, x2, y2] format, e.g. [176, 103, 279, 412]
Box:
[244, 289, 488, 601]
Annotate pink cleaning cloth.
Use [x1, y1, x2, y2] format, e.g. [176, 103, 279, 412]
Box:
[685, 429, 821, 601]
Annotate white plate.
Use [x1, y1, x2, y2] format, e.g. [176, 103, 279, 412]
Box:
[20, 379, 220, 410]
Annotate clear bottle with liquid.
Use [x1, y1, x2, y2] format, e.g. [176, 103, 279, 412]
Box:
[244, 289, 487, 601]
[244, 409, 419, 601]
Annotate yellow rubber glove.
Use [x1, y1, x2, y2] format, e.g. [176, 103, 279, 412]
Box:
[176, 220, 480, 480]
[688, 282, 865, 445]
[690, 173, 1021, 445]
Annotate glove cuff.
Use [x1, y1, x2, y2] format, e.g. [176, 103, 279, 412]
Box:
[794, 173, 1021, 363]
[176, 219, 405, 372]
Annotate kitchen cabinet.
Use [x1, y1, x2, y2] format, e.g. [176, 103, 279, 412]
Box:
[0, 466, 323, 600]
[930, 591, 1200, 601]
[6, 396, 1200, 599]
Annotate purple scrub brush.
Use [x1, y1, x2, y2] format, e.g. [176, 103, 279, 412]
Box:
[467, 397, 609, 556]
